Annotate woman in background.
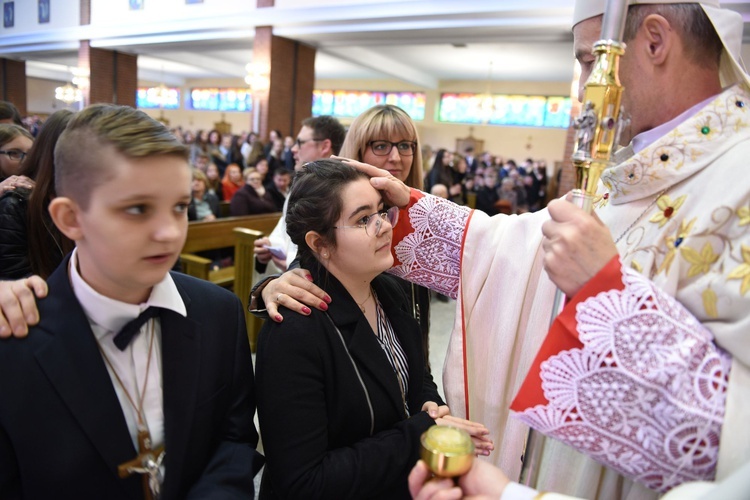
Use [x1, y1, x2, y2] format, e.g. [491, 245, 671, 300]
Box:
[0, 124, 34, 195]
[189, 129, 209, 167]
[205, 162, 223, 200]
[229, 167, 277, 216]
[221, 162, 243, 201]
[0, 110, 74, 279]
[254, 157, 271, 187]
[423, 148, 452, 194]
[188, 168, 220, 221]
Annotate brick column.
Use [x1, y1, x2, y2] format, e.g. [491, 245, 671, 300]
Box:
[0, 59, 27, 117]
[78, 41, 137, 108]
[252, 27, 316, 139]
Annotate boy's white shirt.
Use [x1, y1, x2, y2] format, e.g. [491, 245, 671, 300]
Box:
[69, 248, 186, 452]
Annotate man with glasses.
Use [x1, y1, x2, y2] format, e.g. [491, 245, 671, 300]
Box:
[253, 115, 346, 273]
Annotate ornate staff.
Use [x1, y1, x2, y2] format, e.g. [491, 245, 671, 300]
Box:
[571, 0, 629, 212]
[518, 0, 630, 485]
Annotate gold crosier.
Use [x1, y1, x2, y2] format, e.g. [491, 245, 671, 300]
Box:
[519, 0, 631, 486]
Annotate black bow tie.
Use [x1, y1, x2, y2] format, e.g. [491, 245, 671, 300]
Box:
[113, 307, 162, 351]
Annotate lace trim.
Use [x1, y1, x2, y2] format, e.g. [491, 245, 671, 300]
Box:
[515, 267, 731, 492]
[391, 194, 471, 298]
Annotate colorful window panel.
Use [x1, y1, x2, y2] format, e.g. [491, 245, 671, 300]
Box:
[312, 90, 425, 121]
[189, 88, 253, 112]
[439, 93, 572, 128]
[137, 87, 181, 110]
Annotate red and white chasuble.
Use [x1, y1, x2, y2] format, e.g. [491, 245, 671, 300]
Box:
[387, 85, 750, 500]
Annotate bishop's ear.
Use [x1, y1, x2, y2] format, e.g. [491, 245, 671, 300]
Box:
[48, 197, 84, 242]
[640, 13, 674, 65]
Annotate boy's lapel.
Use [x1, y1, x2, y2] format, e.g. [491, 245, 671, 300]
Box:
[33, 258, 141, 495]
[160, 283, 200, 491]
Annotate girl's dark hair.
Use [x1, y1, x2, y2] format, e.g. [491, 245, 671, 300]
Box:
[285, 159, 369, 270]
[21, 109, 75, 278]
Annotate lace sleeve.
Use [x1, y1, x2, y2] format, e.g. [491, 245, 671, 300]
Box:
[514, 266, 731, 493]
[389, 191, 472, 298]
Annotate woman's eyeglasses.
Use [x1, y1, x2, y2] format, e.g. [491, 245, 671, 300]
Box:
[0, 150, 27, 161]
[367, 140, 416, 157]
[334, 206, 399, 237]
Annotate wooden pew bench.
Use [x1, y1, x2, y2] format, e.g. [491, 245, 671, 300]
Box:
[180, 213, 282, 350]
[180, 213, 281, 287]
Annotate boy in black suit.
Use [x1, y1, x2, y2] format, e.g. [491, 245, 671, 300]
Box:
[0, 104, 262, 499]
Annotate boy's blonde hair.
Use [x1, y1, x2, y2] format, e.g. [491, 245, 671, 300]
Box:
[54, 104, 188, 208]
[339, 104, 423, 190]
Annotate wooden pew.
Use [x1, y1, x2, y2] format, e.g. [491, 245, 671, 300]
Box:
[180, 213, 281, 287]
[180, 213, 281, 349]
[219, 201, 231, 218]
[234, 227, 266, 351]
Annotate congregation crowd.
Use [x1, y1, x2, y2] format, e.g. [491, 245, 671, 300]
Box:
[168, 125, 554, 224]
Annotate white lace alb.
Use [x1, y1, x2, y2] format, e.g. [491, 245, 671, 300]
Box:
[515, 267, 731, 492]
[391, 195, 470, 298]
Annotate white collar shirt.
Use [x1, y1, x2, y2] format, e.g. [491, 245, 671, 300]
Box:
[69, 248, 187, 452]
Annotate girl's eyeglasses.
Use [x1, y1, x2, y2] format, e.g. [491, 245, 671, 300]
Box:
[334, 206, 399, 237]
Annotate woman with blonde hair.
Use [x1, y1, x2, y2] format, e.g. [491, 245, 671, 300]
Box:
[339, 104, 423, 190]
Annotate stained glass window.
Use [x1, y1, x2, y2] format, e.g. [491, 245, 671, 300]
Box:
[137, 86, 181, 110]
[312, 90, 425, 121]
[439, 93, 572, 128]
[189, 88, 253, 112]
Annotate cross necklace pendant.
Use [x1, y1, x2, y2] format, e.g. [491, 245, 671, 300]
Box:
[118, 428, 165, 500]
[98, 321, 165, 500]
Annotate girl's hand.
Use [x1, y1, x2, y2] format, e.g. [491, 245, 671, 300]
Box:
[421, 402, 451, 419]
[435, 415, 494, 456]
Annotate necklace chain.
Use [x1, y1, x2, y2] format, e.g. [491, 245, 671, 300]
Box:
[97, 320, 157, 432]
[355, 287, 372, 314]
[613, 188, 668, 244]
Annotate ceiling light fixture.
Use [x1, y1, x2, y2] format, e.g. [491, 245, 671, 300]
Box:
[245, 62, 270, 95]
[55, 66, 88, 107]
